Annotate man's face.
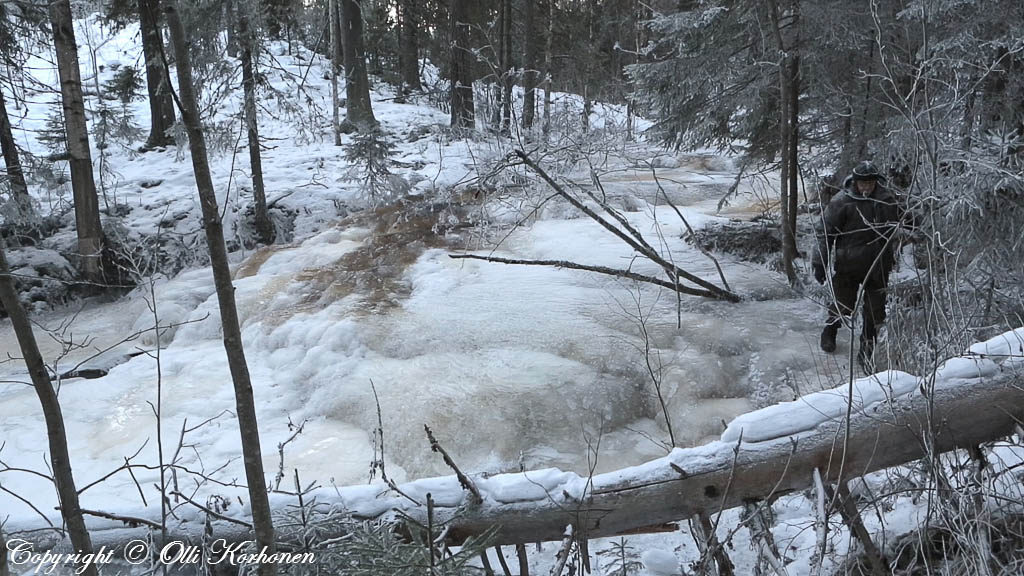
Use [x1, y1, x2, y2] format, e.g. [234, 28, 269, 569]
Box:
[856, 179, 877, 196]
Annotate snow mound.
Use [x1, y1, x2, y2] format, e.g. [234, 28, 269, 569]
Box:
[721, 370, 919, 443]
[722, 327, 1024, 443]
[967, 327, 1024, 364]
[642, 549, 681, 575]
[0, 247, 77, 313]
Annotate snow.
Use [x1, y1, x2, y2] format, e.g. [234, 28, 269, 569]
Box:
[722, 326, 1024, 444]
[2, 14, 1023, 576]
[967, 327, 1024, 364]
[641, 549, 682, 574]
[721, 369, 920, 443]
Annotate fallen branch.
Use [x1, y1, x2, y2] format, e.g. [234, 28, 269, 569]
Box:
[448, 254, 727, 300]
[170, 491, 253, 529]
[511, 149, 740, 302]
[77, 509, 162, 530]
[649, 166, 732, 293]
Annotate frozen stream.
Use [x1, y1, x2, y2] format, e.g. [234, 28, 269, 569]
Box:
[0, 154, 847, 520]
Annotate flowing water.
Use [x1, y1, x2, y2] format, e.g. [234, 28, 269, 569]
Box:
[0, 153, 856, 517]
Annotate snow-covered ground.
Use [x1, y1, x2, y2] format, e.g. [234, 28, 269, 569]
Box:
[5, 15, 1021, 576]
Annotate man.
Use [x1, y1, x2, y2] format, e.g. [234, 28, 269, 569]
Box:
[813, 161, 902, 372]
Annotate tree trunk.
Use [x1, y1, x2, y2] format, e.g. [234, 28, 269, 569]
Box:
[49, 0, 103, 283]
[0, 529, 9, 576]
[329, 0, 341, 145]
[626, 0, 641, 141]
[0, 237, 97, 576]
[224, 0, 239, 58]
[161, 4, 277, 576]
[340, 0, 376, 131]
[138, 0, 175, 148]
[522, 0, 538, 129]
[786, 53, 799, 258]
[499, 0, 512, 134]
[542, 0, 552, 136]
[449, 0, 475, 130]
[332, 0, 344, 75]
[0, 89, 29, 200]
[582, 86, 590, 133]
[961, 86, 976, 152]
[237, 9, 274, 245]
[771, 0, 798, 286]
[780, 53, 799, 285]
[398, 0, 421, 92]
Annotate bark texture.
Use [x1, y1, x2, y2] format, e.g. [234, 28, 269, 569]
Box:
[237, 9, 274, 244]
[449, 0, 475, 129]
[49, 0, 103, 282]
[398, 0, 421, 91]
[340, 0, 376, 130]
[138, 0, 175, 148]
[0, 89, 29, 199]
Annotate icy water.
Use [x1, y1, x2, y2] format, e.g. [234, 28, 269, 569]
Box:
[0, 153, 854, 519]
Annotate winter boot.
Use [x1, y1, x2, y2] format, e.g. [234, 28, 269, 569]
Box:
[820, 322, 839, 353]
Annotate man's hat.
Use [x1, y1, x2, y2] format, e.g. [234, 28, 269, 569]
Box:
[851, 161, 883, 181]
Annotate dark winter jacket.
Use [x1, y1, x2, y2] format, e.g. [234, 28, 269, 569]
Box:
[814, 180, 902, 280]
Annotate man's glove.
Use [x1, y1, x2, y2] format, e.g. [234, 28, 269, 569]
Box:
[813, 262, 826, 285]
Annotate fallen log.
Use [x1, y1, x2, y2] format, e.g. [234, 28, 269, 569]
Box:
[7, 360, 1024, 551]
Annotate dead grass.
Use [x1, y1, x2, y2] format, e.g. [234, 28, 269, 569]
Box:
[291, 197, 476, 315]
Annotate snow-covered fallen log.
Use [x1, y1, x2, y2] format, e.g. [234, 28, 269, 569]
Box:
[8, 330, 1024, 551]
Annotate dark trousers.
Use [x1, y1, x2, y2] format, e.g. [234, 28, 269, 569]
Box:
[824, 267, 889, 348]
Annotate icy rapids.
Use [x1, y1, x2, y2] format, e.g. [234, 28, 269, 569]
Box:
[0, 155, 852, 521]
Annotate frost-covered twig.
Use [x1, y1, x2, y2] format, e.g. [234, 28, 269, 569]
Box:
[274, 418, 307, 492]
[77, 509, 162, 530]
[369, 381, 421, 506]
[170, 491, 253, 529]
[424, 425, 482, 504]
